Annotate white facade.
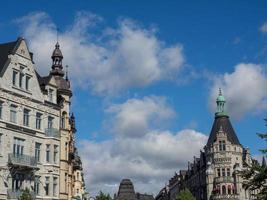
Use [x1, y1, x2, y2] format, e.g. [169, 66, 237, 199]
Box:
[0, 38, 61, 200]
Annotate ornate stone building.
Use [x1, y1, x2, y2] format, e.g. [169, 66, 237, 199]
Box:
[156, 90, 255, 200]
[0, 37, 87, 200]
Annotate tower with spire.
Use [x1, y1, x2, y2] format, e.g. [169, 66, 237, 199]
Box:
[50, 42, 64, 77]
[158, 89, 255, 200]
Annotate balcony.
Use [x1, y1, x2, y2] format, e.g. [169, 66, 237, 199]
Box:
[45, 128, 60, 138]
[214, 176, 234, 183]
[212, 194, 239, 200]
[7, 189, 36, 199]
[8, 153, 37, 168]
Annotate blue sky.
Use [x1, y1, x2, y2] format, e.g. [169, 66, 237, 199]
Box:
[1, 0, 267, 195]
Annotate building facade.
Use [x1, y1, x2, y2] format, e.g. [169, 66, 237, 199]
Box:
[157, 90, 255, 200]
[0, 37, 87, 200]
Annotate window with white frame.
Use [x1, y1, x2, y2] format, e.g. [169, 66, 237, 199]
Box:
[36, 112, 42, 129]
[54, 145, 58, 164]
[10, 105, 17, 123]
[23, 108, 30, 126]
[46, 144, 50, 163]
[48, 89, 54, 102]
[48, 116, 54, 129]
[25, 75, 30, 91]
[19, 71, 24, 88]
[34, 176, 40, 195]
[13, 138, 24, 155]
[45, 177, 50, 196]
[35, 143, 41, 163]
[53, 177, 58, 196]
[12, 70, 18, 86]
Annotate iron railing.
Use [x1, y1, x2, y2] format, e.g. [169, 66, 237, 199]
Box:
[45, 128, 60, 138]
[8, 153, 37, 168]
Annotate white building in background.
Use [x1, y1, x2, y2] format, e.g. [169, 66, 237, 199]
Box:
[0, 37, 87, 200]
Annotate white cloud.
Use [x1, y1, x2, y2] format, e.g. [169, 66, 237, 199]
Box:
[209, 63, 267, 119]
[79, 96, 207, 196]
[15, 11, 184, 95]
[106, 96, 175, 137]
[260, 22, 267, 34]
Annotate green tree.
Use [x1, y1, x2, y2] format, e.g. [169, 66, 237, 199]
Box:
[95, 191, 112, 200]
[19, 188, 33, 200]
[242, 119, 267, 200]
[174, 189, 196, 200]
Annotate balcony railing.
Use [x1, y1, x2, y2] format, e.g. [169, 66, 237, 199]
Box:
[8, 153, 37, 168]
[214, 176, 234, 183]
[7, 189, 36, 199]
[212, 194, 239, 199]
[45, 128, 60, 138]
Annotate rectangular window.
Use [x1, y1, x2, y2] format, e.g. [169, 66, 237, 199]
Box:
[12, 71, 17, 86]
[23, 109, 30, 126]
[48, 116, 53, 129]
[0, 102, 3, 119]
[53, 177, 57, 196]
[65, 142, 68, 160]
[54, 145, 58, 164]
[222, 168, 226, 177]
[45, 177, 50, 196]
[36, 113, 42, 129]
[227, 168, 231, 176]
[34, 176, 40, 195]
[10, 105, 17, 123]
[25, 76, 30, 90]
[13, 138, 24, 155]
[77, 172, 80, 181]
[217, 168, 221, 177]
[46, 144, 50, 163]
[19, 72, 24, 88]
[48, 89, 54, 102]
[35, 143, 41, 162]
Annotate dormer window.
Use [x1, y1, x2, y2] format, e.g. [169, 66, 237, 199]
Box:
[19, 66, 25, 88]
[219, 140, 226, 151]
[25, 76, 30, 91]
[49, 89, 54, 102]
[12, 71, 18, 86]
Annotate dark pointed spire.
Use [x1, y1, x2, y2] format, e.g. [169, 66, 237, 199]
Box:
[50, 42, 64, 77]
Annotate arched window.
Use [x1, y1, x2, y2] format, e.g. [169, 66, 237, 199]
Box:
[61, 112, 67, 129]
[222, 185, 226, 195]
[228, 185, 232, 194]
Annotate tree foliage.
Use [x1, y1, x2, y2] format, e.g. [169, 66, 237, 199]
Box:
[174, 188, 196, 200]
[19, 188, 33, 200]
[95, 191, 112, 200]
[242, 119, 267, 200]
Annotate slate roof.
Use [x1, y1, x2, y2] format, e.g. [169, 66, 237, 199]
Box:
[206, 115, 241, 148]
[0, 39, 18, 73]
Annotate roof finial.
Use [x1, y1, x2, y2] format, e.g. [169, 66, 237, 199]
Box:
[219, 88, 222, 96]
